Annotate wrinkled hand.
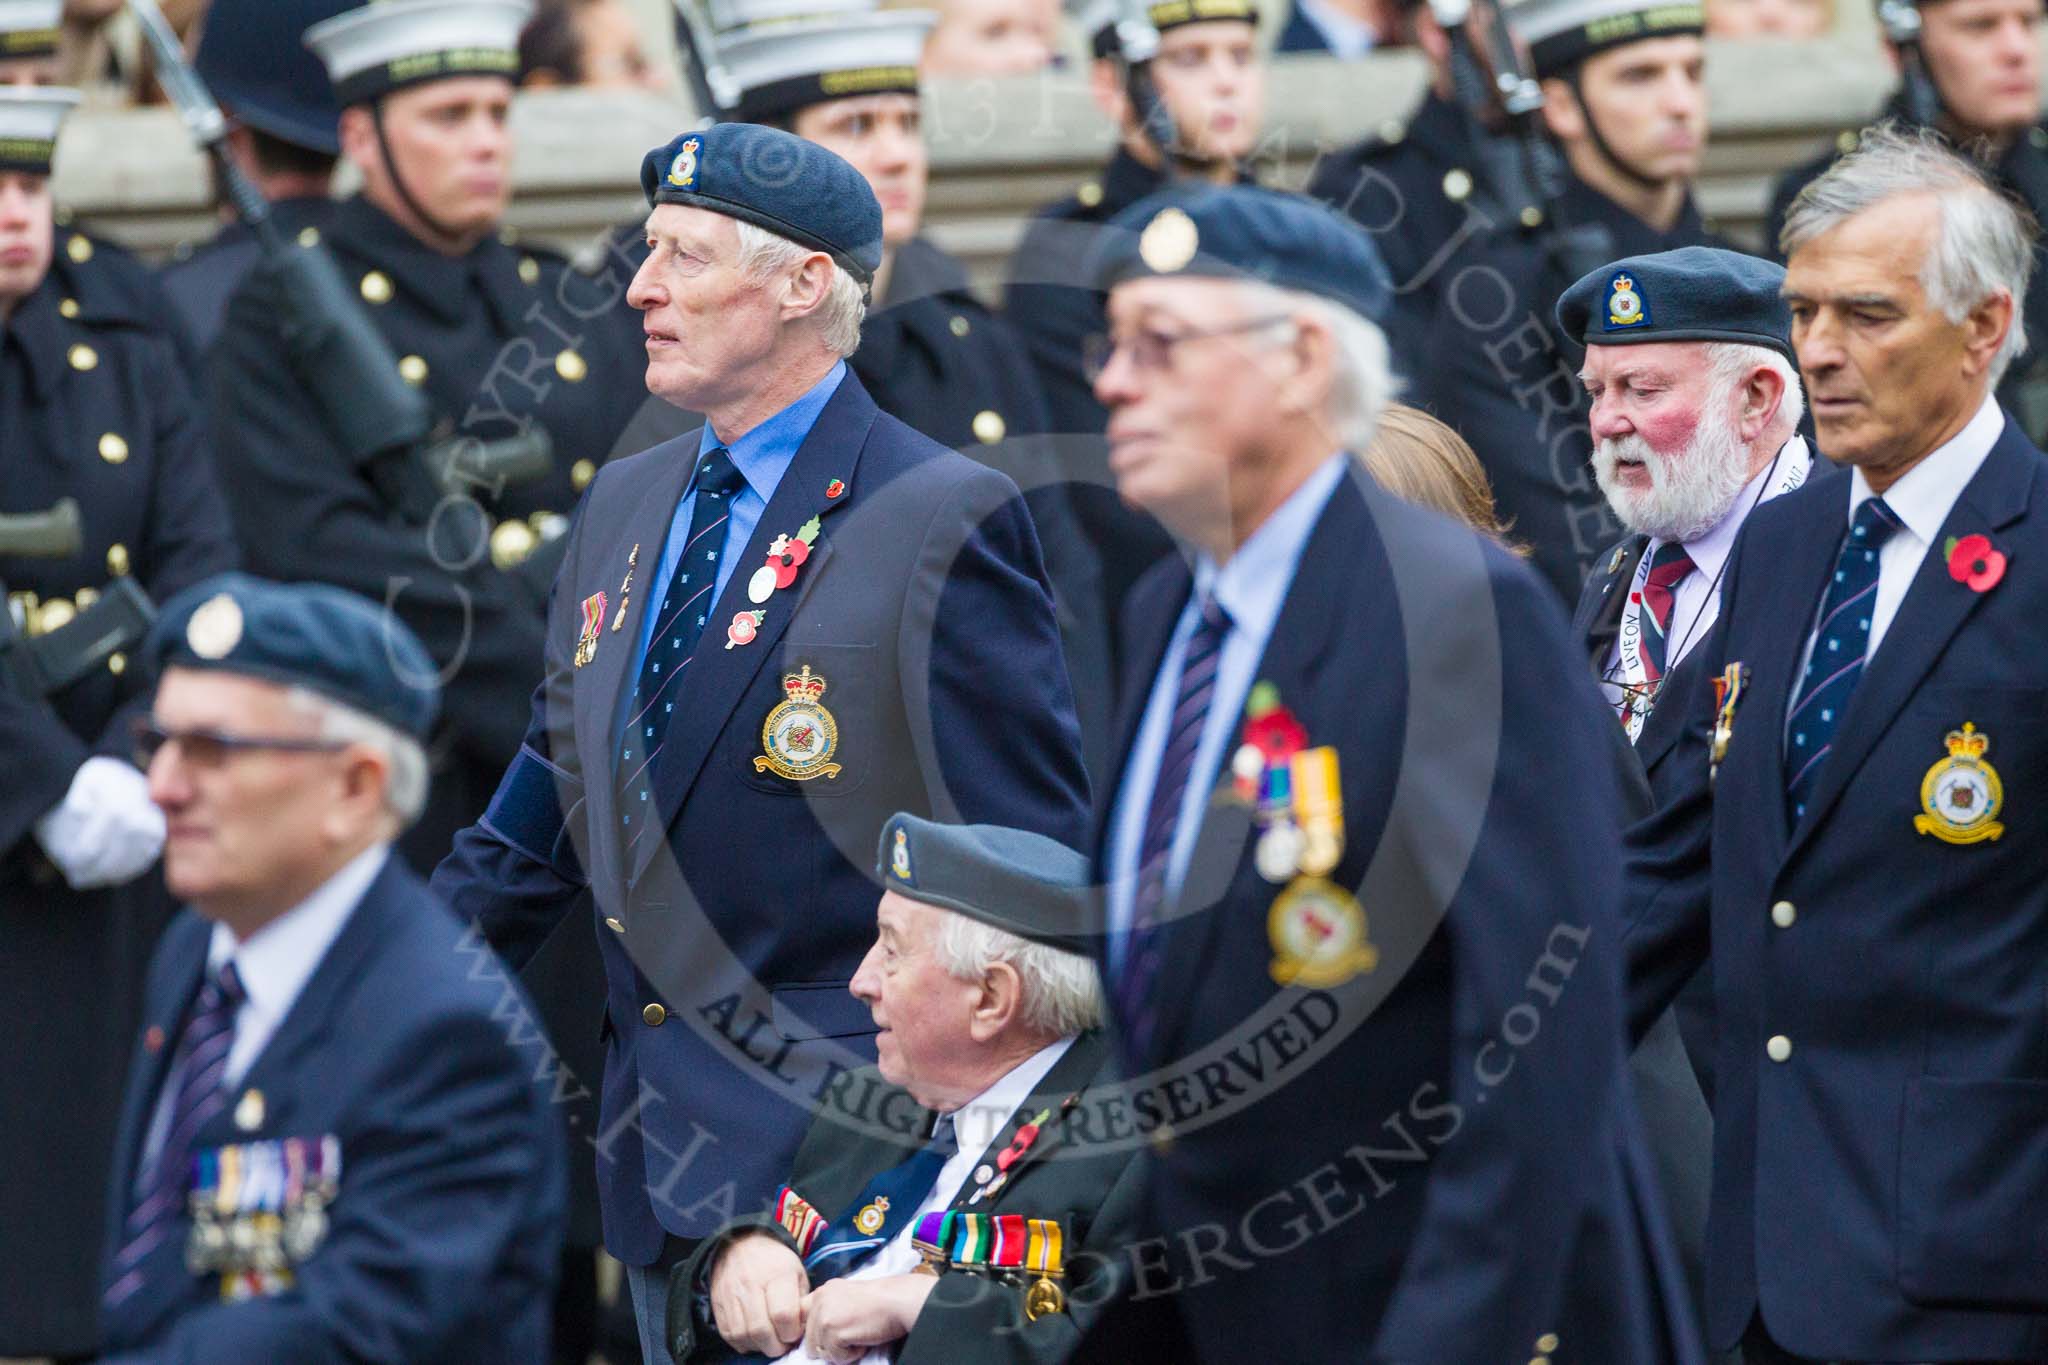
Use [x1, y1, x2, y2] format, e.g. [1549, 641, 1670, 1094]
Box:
[709, 1232, 809, 1358]
[34, 756, 165, 890]
[800, 1274, 936, 1363]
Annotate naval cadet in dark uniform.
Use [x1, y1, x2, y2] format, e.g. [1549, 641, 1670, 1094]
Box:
[157, 0, 351, 353]
[1416, 0, 1721, 603]
[0, 82, 238, 1361]
[207, 0, 647, 869]
[1762, 0, 2048, 441]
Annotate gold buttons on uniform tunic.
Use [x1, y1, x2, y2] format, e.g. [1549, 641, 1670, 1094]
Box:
[67, 233, 91, 264]
[36, 597, 75, 634]
[108, 652, 126, 675]
[68, 343, 97, 371]
[1148, 1122, 1176, 1155]
[490, 518, 538, 570]
[1536, 1334, 1559, 1353]
[519, 255, 541, 285]
[1771, 900, 1796, 928]
[106, 543, 130, 576]
[99, 432, 128, 464]
[1836, 129, 1859, 154]
[297, 226, 322, 247]
[643, 1002, 667, 1026]
[1767, 1035, 1792, 1062]
[949, 314, 971, 338]
[1520, 206, 1545, 228]
[605, 916, 625, 933]
[571, 458, 597, 492]
[555, 349, 587, 382]
[74, 587, 98, 610]
[1443, 168, 1473, 202]
[1077, 181, 1103, 208]
[398, 354, 428, 385]
[361, 270, 393, 304]
[972, 410, 1005, 444]
[58, 297, 78, 318]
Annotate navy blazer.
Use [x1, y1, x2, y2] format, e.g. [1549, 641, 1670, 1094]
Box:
[433, 371, 1091, 1263]
[98, 855, 565, 1363]
[1624, 417, 2048, 1358]
[1095, 467, 1700, 1363]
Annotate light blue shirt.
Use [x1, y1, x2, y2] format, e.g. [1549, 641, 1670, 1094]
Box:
[1105, 454, 1348, 973]
[626, 362, 846, 690]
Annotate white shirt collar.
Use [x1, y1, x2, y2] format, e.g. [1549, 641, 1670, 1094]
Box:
[1194, 454, 1348, 635]
[207, 843, 389, 1032]
[1847, 392, 2005, 544]
[1658, 433, 1814, 581]
[944, 1035, 1076, 1159]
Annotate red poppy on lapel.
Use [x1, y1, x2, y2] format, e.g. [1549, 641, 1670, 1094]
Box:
[1945, 533, 2007, 594]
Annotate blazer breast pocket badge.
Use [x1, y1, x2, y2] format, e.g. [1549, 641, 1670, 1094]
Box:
[1915, 721, 2005, 844]
[754, 665, 842, 781]
[186, 1134, 342, 1300]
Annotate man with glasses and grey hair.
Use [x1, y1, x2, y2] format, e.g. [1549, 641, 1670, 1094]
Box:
[1622, 124, 2048, 1363]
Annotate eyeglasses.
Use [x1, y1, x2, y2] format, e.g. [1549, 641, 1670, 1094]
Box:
[132, 719, 350, 770]
[1082, 314, 1295, 381]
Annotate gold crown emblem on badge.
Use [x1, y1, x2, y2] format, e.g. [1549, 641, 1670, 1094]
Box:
[782, 665, 828, 703]
[1613, 275, 1634, 293]
[1944, 722, 1991, 759]
[1139, 206, 1200, 273]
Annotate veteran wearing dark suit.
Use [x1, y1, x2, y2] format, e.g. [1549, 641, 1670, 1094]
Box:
[1623, 126, 2048, 1363]
[432, 122, 1091, 1363]
[0, 81, 239, 1360]
[1080, 184, 1702, 1364]
[98, 575, 564, 1363]
[666, 815, 1142, 1365]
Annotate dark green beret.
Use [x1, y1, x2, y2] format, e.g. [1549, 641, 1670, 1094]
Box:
[1555, 245, 1796, 367]
[876, 814, 1096, 955]
[144, 573, 439, 739]
[640, 123, 884, 285]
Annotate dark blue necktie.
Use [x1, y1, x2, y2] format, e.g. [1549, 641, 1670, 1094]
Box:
[105, 961, 246, 1307]
[801, 1115, 958, 1282]
[1115, 593, 1233, 1057]
[619, 448, 747, 857]
[1786, 496, 1903, 821]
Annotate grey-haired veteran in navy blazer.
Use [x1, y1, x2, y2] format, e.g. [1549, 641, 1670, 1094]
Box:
[1622, 125, 2048, 1364]
[1077, 183, 1701, 1364]
[432, 122, 1091, 1362]
[98, 575, 565, 1363]
[668, 815, 1142, 1365]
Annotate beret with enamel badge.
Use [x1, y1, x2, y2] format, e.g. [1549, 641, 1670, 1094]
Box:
[640, 121, 884, 284]
[1554, 244, 1795, 367]
[144, 572, 439, 739]
[1088, 182, 1393, 324]
[877, 813, 1097, 955]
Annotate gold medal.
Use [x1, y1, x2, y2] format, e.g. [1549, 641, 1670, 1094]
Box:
[575, 592, 607, 668]
[1268, 878, 1378, 988]
[1290, 747, 1344, 876]
[1024, 1277, 1065, 1321]
[1914, 722, 2006, 845]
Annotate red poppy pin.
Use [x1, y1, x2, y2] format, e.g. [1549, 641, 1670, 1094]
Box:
[826, 478, 845, 499]
[1944, 533, 2007, 594]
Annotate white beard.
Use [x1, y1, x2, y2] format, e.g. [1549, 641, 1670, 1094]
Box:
[1593, 405, 1755, 544]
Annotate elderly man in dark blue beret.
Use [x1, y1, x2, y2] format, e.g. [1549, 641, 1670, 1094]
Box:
[1079, 183, 1703, 1362]
[433, 121, 1092, 1361]
[97, 573, 565, 1363]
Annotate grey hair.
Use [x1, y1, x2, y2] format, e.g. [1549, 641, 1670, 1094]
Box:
[931, 912, 1103, 1039]
[1236, 280, 1396, 451]
[283, 686, 429, 828]
[1780, 122, 2036, 387]
[1703, 341, 1806, 435]
[731, 218, 868, 358]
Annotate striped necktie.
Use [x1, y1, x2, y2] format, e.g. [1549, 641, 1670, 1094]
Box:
[1785, 497, 1903, 822]
[105, 961, 246, 1307]
[618, 447, 747, 861]
[1638, 541, 1696, 685]
[802, 1115, 958, 1282]
[1115, 593, 1233, 1058]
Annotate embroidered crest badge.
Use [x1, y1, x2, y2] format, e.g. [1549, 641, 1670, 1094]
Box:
[754, 665, 842, 781]
[1914, 722, 2005, 844]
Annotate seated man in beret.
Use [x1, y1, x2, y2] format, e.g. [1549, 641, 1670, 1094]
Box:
[97, 574, 565, 1363]
[667, 814, 1139, 1365]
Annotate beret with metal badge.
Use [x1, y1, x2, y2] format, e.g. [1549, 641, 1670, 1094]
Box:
[1555, 244, 1795, 367]
[876, 813, 1098, 956]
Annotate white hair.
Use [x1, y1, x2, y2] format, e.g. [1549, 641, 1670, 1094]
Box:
[931, 911, 1103, 1039]
[1236, 280, 1396, 451]
[1780, 122, 2036, 388]
[283, 686, 429, 828]
[731, 218, 868, 358]
[1702, 340, 1806, 435]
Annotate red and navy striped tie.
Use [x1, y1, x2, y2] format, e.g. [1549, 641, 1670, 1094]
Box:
[1638, 541, 1696, 686]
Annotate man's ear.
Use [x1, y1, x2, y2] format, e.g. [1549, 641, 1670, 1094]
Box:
[1088, 56, 1129, 126]
[1539, 75, 1584, 142]
[1273, 312, 1335, 425]
[1962, 288, 2017, 382]
[967, 961, 1024, 1043]
[336, 104, 378, 178]
[779, 250, 837, 322]
[1737, 360, 1789, 443]
[321, 743, 392, 843]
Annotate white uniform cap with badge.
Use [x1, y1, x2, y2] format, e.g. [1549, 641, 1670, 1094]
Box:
[0, 85, 79, 176]
[718, 8, 937, 124]
[0, 0, 63, 58]
[706, 0, 875, 31]
[1501, 0, 1704, 78]
[1070, 0, 1259, 57]
[303, 0, 534, 106]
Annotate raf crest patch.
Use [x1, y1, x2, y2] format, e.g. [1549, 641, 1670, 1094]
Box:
[1915, 722, 2006, 844]
[667, 136, 700, 190]
[1605, 272, 1650, 330]
[891, 827, 913, 880]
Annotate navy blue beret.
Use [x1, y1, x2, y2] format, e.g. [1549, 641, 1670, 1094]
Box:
[1089, 183, 1393, 324]
[877, 814, 1097, 956]
[1556, 245, 1794, 367]
[144, 573, 439, 740]
[640, 123, 884, 284]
